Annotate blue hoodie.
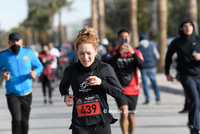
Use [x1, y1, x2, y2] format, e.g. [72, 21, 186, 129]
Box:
[0, 48, 43, 95]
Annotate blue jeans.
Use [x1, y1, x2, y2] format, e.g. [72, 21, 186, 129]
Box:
[179, 75, 200, 132]
[140, 68, 160, 102]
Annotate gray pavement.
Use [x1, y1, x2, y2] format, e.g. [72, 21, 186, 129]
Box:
[0, 73, 190, 134]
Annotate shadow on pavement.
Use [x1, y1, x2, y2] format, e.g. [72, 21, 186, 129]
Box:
[158, 86, 184, 96]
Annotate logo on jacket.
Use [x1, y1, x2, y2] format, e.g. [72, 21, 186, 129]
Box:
[80, 81, 89, 89]
[76, 99, 82, 104]
[23, 56, 28, 61]
[79, 81, 91, 92]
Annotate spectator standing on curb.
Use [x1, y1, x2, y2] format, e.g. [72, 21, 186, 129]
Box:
[0, 32, 43, 134]
[39, 45, 54, 104]
[48, 42, 61, 88]
[136, 34, 160, 105]
[59, 27, 124, 134]
[106, 29, 144, 134]
[165, 19, 200, 134]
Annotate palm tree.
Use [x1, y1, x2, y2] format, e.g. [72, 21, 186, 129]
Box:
[22, 0, 73, 46]
[48, 0, 73, 45]
[98, 0, 106, 39]
[91, 0, 98, 31]
[157, 0, 167, 72]
[130, 0, 138, 47]
[151, 0, 158, 40]
[186, 0, 198, 34]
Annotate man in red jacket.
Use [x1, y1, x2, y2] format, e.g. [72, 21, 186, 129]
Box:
[106, 29, 144, 134]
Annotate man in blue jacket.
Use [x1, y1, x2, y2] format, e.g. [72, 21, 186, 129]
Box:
[0, 32, 43, 134]
[136, 34, 160, 105]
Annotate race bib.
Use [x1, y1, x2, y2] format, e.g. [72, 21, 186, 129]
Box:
[76, 95, 101, 117]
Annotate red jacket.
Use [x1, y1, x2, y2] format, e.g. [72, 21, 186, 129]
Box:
[38, 52, 54, 81]
[106, 48, 144, 95]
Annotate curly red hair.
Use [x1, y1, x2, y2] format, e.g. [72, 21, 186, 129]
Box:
[75, 26, 99, 51]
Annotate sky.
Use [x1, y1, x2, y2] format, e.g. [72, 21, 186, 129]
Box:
[0, 0, 91, 31]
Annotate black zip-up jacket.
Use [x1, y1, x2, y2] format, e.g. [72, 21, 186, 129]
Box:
[59, 58, 124, 128]
[105, 48, 144, 94]
[165, 19, 200, 77]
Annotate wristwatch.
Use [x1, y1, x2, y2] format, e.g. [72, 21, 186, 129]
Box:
[62, 95, 68, 102]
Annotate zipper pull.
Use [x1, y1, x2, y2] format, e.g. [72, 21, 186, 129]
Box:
[16, 55, 18, 59]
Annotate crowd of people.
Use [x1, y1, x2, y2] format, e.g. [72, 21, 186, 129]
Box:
[0, 18, 200, 134]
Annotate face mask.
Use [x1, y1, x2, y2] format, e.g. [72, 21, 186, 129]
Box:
[42, 51, 47, 54]
[10, 43, 20, 55]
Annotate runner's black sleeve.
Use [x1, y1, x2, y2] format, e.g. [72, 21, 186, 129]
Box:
[165, 39, 176, 75]
[132, 53, 145, 69]
[99, 63, 124, 100]
[59, 66, 71, 96]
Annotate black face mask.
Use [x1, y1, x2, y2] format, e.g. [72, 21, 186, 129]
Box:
[42, 51, 47, 54]
[10, 44, 20, 55]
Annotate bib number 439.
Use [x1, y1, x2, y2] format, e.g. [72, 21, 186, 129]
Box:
[77, 102, 101, 117]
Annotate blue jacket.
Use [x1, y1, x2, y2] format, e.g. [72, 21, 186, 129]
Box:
[136, 40, 157, 68]
[0, 48, 43, 95]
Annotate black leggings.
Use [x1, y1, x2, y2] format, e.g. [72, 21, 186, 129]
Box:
[72, 124, 111, 134]
[180, 75, 200, 132]
[42, 76, 52, 98]
[6, 93, 32, 134]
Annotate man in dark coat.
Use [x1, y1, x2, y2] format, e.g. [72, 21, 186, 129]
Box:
[165, 19, 200, 134]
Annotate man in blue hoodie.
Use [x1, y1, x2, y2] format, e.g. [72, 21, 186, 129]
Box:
[165, 19, 200, 134]
[0, 32, 43, 134]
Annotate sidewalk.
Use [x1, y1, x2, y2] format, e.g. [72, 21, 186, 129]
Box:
[0, 73, 189, 134]
[156, 73, 184, 95]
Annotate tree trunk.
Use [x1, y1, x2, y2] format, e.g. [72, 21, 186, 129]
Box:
[32, 31, 38, 44]
[151, 0, 158, 40]
[157, 0, 167, 73]
[130, 0, 138, 48]
[186, 0, 198, 34]
[98, 0, 106, 39]
[58, 10, 62, 47]
[91, 0, 98, 31]
[49, 14, 55, 42]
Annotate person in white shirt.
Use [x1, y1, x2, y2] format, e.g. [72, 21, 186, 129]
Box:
[48, 42, 61, 86]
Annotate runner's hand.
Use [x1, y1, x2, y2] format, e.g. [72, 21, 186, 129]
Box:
[192, 53, 200, 61]
[65, 95, 74, 106]
[42, 58, 46, 63]
[2, 71, 11, 81]
[30, 70, 37, 80]
[166, 74, 174, 81]
[86, 76, 102, 86]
